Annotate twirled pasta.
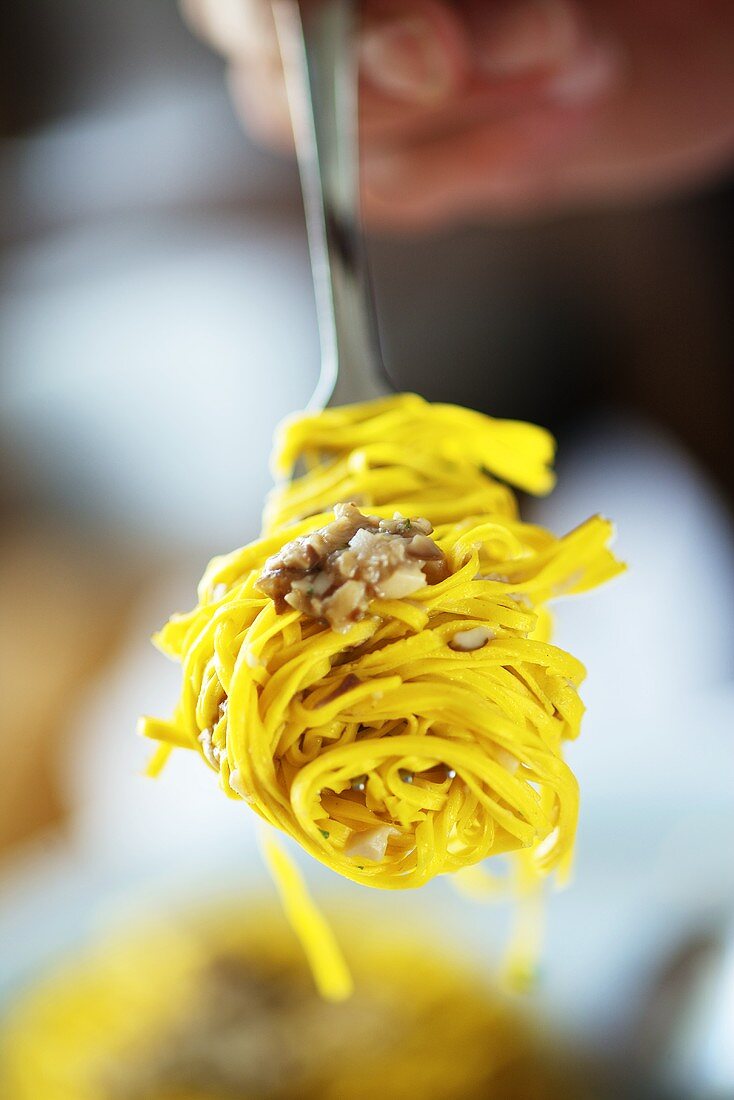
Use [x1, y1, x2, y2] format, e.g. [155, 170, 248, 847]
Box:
[264, 392, 556, 531]
[141, 394, 623, 892]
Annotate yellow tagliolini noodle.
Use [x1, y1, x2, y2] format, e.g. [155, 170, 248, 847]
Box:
[141, 394, 623, 898]
[0, 903, 587, 1100]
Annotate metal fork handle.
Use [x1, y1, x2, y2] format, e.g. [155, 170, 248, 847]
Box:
[273, 0, 390, 409]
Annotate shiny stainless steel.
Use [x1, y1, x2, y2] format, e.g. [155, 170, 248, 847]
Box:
[273, 0, 390, 409]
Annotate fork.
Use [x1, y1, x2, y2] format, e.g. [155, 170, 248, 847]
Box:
[273, 0, 392, 410]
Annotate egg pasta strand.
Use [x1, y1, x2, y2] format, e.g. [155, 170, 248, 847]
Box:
[141, 394, 623, 901]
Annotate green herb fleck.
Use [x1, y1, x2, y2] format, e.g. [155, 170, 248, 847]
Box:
[319, 829, 330, 839]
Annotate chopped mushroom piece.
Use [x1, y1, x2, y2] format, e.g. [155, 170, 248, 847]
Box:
[449, 626, 495, 652]
[198, 728, 226, 767]
[256, 503, 449, 632]
[344, 825, 400, 862]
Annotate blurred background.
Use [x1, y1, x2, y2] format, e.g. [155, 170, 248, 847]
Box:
[1, 2, 733, 1097]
